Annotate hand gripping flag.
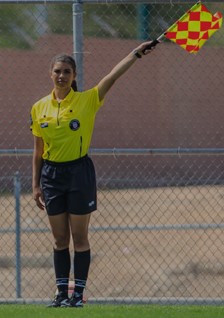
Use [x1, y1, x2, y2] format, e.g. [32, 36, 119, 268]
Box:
[143, 2, 222, 54]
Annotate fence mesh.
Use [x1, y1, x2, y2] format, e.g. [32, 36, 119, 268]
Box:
[1, 1, 224, 304]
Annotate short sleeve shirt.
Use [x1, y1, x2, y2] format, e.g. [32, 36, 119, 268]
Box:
[30, 86, 104, 162]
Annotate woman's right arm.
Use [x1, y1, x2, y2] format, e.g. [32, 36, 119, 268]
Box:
[97, 41, 155, 101]
[32, 136, 45, 210]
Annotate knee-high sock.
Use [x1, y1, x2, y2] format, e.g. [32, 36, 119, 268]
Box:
[54, 248, 71, 296]
[74, 249, 91, 296]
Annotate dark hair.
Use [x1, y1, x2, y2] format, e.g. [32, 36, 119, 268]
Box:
[50, 54, 77, 91]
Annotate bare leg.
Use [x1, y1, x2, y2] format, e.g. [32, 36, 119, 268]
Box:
[48, 212, 70, 250]
[69, 213, 91, 251]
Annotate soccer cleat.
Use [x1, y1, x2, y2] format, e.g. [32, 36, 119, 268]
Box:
[67, 293, 84, 308]
[47, 292, 70, 308]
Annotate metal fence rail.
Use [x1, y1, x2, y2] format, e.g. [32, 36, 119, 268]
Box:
[1, 0, 224, 3]
[2, 148, 224, 156]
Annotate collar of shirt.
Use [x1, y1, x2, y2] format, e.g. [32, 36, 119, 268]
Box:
[51, 88, 75, 103]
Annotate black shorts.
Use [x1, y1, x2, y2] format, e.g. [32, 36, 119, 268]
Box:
[41, 155, 97, 216]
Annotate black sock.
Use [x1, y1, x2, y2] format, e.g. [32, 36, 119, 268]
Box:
[54, 248, 71, 296]
[74, 249, 91, 297]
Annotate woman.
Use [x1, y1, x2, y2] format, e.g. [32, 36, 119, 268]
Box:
[30, 41, 156, 308]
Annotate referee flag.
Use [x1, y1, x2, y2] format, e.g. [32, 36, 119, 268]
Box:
[164, 2, 223, 53]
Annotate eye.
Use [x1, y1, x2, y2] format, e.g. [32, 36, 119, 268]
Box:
[54, 69, 60, 74]
[64, 69, 72, 74]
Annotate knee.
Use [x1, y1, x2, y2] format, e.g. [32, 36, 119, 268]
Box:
[72, 232, 89, 251]
[54, 234, 70, 250]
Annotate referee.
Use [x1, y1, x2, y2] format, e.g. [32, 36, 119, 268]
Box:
[30, 41, 156, 308]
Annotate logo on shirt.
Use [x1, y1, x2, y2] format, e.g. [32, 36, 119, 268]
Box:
[69, 119, 80, 131]
[41, 122, 48, 128]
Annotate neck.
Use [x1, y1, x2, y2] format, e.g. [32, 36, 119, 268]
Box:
[54, 87, 71, 102]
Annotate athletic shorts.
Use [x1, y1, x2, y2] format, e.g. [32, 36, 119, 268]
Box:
[40, 155, 97, 216]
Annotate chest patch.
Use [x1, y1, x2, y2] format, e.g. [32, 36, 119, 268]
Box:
[41, 122, 48, 128]
[69, 119, 80, 131]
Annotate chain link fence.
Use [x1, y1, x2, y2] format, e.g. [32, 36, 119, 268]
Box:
[1, 0, 224, 304]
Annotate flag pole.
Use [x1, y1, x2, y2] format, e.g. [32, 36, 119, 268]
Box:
[142, 1, 202, 53]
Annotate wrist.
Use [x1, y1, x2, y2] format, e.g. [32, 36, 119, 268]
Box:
[32, 183, 40, 189]
[133, 49, 143, 59]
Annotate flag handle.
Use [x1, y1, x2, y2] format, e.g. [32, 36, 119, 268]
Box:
[141, 1, 202, 54]
[142, 34, 164, 54]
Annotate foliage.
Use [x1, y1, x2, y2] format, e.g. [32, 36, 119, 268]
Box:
[0, 4, 38, 49]
[0, 3, 223, 49]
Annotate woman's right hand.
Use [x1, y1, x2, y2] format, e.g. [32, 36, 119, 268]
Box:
[33, 186, 45, 210]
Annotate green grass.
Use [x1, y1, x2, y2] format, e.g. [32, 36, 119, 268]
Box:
[1, 304, 224, 318]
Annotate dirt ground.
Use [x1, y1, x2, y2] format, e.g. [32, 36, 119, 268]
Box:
[1, 185, 224, 301]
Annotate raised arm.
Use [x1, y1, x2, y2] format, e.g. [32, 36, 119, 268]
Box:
[97, 41, 156, 101]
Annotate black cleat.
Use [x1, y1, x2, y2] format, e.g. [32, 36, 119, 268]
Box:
[67, 293, 84, 308]
[47, 292, 70, 308]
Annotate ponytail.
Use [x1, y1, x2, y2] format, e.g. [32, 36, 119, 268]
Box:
[71, 80, 77, 91]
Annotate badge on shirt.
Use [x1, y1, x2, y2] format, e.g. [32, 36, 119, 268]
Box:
[41, 122, 48, 128]
[69, 119, 80, 131]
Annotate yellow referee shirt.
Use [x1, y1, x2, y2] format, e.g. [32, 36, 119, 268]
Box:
[30, 86, 104, 162]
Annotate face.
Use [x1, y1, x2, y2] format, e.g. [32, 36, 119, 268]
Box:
[51, 61, 76, 89]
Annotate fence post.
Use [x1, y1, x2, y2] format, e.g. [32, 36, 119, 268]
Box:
[73, 0, 84, 91]
[137, 4, 150, 40]
[14, 171, 21, 298]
